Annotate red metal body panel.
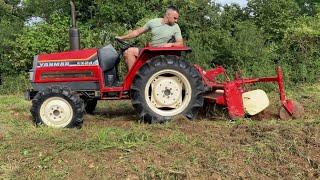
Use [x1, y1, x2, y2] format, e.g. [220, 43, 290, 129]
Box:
[194, 65, 225, 89]
[38, 49, 97, 62]
[224, 82, 245, 119]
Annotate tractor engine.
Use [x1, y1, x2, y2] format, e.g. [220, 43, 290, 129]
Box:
[27, 44, 121, 100]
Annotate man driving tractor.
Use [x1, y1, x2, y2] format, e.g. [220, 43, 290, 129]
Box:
[26, 2, 304, 128]
[116, 6, 184, 70]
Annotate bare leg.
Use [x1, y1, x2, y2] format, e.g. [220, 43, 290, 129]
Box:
[124, 47, 139, 70]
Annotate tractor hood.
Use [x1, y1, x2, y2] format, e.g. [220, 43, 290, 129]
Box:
[34, 49, 99, 68]
[29, 48, 102, 91]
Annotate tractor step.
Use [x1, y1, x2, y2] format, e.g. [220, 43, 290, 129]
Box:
[101, 90, 130, 100]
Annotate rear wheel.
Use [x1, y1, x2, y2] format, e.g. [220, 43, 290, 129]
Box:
[131, 55, 204, 123]
[31, 86, 84, 128]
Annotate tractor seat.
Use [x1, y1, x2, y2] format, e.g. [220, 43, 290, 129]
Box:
[98, 44, 121, 87]
[98, 44, 120, 72]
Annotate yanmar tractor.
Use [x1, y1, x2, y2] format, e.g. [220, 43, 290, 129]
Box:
[25, 2, 304, 128]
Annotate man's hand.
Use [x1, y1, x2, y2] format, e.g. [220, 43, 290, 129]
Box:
[115, 36, 124, 41]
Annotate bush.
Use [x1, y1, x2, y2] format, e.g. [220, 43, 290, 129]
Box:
[281, 15, 320, 83]
[0, 74, 30, 95]
[2, 0, 320, 96]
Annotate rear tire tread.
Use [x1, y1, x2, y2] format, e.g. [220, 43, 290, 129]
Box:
[131, 55, 204, 123]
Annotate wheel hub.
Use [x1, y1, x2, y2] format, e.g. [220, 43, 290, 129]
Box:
[144, 69, 193, 117]
[48, 105, 65, 121]
[151, 76, 183, 108]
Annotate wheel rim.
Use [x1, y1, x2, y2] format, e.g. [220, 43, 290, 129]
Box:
[40, 97, 73, 128]
[144, 69, 192, 117]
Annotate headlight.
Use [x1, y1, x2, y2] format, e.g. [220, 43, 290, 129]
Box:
[29, 70, 34, 81]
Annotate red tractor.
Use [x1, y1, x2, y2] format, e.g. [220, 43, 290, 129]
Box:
[26, 40, 208, 127]
[25, 3, 304, 128]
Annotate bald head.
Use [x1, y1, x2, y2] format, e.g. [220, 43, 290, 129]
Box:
[166, 6, 179, 14]
[164, 6, 179, 26]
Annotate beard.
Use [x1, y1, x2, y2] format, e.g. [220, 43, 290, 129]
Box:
[169, 22, 175, 26]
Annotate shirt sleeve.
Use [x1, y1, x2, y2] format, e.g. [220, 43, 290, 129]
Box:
[174, 25, 183, 40]
[142, 19, 152, 31]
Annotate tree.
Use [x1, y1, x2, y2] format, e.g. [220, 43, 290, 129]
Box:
[0, 0, 25, 74]
[295, 0, 320, 16]
[281, 14, 320, 83]
[247, 0, 300, 42]
[22, 0, 69, 20]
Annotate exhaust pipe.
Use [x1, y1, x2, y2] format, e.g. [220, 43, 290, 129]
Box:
[69, 0, 80, 50]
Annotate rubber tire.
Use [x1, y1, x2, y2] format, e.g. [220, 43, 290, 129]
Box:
[84, 99, 97, 114]
[131, 55, 204, 123]
[30, 86, 84, 128]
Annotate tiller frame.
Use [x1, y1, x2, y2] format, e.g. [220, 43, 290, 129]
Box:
[195, 65, 302, 119]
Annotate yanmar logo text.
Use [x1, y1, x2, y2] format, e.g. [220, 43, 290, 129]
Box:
[38, 60, 99, 67]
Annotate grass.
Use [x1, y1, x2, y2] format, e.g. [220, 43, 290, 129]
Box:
[0, 84, 320, 179]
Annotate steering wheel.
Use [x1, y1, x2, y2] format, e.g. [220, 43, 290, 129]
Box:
[115, 37, 134, 53]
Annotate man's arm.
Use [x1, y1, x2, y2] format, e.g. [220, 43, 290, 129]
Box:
[116, 27, 147, 40]
[173, 38, 184, 47]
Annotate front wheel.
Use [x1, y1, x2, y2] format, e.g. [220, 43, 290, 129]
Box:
[131, 55, 204, 123]
[31, 86, 84, 128]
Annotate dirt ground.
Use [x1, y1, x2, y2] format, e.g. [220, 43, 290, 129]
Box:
[0, 84, 320, 179]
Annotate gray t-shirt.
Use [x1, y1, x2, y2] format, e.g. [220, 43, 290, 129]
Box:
[143, 18, 182, 47]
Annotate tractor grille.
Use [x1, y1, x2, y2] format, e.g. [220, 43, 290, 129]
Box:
[41, 71, 94, 79]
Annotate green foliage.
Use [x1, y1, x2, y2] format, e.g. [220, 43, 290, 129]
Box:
[93, 0, 164, 29]
[0, 0, 12, 18]
[0, 73, 30, 95]
[187, 20, 272, 77]
[22, 0, 70, 20]
[295, 0, 320, 16]
[4, 13, 70, 73]
[1, 0, 320, 86]
[281, 14, 320, 83]
[247, 0, 300, 42]
[2, 13, 104, 74]
[0, 1, 25, 74]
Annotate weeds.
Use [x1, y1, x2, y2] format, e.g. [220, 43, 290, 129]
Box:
[91, 127, 150, 151]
